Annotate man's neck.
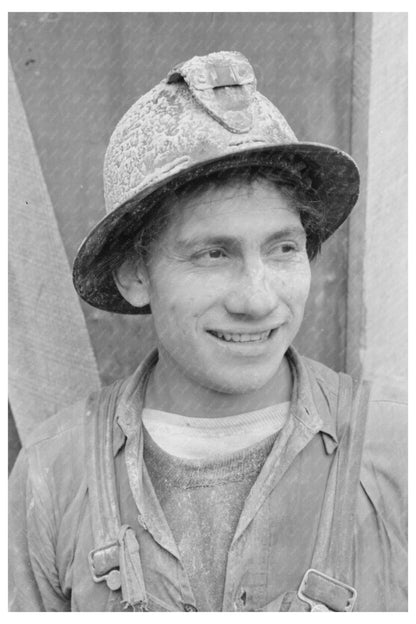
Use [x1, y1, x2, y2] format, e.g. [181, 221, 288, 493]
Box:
[144, 350, 293, 419]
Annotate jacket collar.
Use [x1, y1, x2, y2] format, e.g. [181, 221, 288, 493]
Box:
[113, 346, 339, 457]
[286, 347, 338, 454]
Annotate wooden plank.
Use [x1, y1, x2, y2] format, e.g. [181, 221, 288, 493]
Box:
[347, 13, 407, 383]
[8, 59, 101, 444]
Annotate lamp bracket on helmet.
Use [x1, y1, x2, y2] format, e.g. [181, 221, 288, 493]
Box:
[167, 51, 256, 133]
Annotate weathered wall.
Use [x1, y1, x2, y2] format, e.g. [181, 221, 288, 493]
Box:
[347, 12, 407, 384]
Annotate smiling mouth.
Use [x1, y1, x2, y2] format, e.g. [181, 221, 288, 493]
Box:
[207, 329, 276, 343]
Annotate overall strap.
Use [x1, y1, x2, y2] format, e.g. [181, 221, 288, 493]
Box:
[290, 374, 371, 612]
[85, 381, 148, 611]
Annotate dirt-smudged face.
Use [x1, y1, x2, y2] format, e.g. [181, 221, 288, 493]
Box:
[142, 180, 311, 398]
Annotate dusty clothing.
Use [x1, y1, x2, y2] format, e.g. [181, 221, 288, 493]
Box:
[144, 427, 278, 611]
[142, 402, 289, 610]
[8, 348, 407, 612]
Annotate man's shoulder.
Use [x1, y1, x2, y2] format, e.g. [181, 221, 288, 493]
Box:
[299, 354, 407, 510]
[20, 376, 127, 473]
[365, 377, 407, 454]
[360, 377, 407, 528]
[9, 398, 90, 517]
[367, 375, 407, 407]
[23, 397, 89, 453]
[16, 398, 92, 495]
[364, 376, 407, 467]
[298, 353, 407, 450]
[299, 352, 407, 413]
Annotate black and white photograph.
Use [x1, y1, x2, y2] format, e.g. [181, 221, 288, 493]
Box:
[8, 11, 408, 612]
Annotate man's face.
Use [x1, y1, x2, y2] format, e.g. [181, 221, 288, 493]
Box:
[144, 179, 311, 395]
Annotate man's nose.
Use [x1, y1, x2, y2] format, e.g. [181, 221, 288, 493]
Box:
[224, 259, 280, 319]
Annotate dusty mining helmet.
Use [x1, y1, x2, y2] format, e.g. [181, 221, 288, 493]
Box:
[73, 50, 359, 314]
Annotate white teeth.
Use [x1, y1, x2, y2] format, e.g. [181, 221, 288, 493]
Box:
[212, 330, 272, 342]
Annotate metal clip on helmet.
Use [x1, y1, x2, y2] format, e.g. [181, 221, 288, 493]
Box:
[73, 51, 359, 314]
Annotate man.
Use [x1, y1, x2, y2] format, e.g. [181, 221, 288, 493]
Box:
[9, 51, 407, 611]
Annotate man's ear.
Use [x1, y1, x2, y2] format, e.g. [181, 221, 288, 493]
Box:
[113, 258, 151, 308]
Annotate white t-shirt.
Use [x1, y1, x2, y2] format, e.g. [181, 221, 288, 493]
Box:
[142, 402, 291, 459]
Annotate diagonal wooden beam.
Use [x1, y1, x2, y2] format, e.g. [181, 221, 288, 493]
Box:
[8, 58, 101, 445]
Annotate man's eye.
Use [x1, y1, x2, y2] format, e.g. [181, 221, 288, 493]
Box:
[197, 248, 228, 260]
[193, 248, 229, 265]
[207, 249, 227, 259]
[281, 244, 296, 253]
[270, 243, 297, 255]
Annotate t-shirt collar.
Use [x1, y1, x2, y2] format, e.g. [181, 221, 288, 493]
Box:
[113, 346, 339, 457]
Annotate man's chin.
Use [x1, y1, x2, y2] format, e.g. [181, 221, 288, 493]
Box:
[199, 367, 282, 396]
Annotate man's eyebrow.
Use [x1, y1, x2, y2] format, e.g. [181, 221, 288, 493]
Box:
[176, 235, 239, 250]
[263, 226, 307, 245]
[176, 227, 306, 250]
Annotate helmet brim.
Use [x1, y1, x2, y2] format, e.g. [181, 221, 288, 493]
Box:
[72, 142, 359, 314]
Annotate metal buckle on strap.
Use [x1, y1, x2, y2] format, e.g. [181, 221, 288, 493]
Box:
[297, 569, 357, 612]
[88, 543, 122, 591]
